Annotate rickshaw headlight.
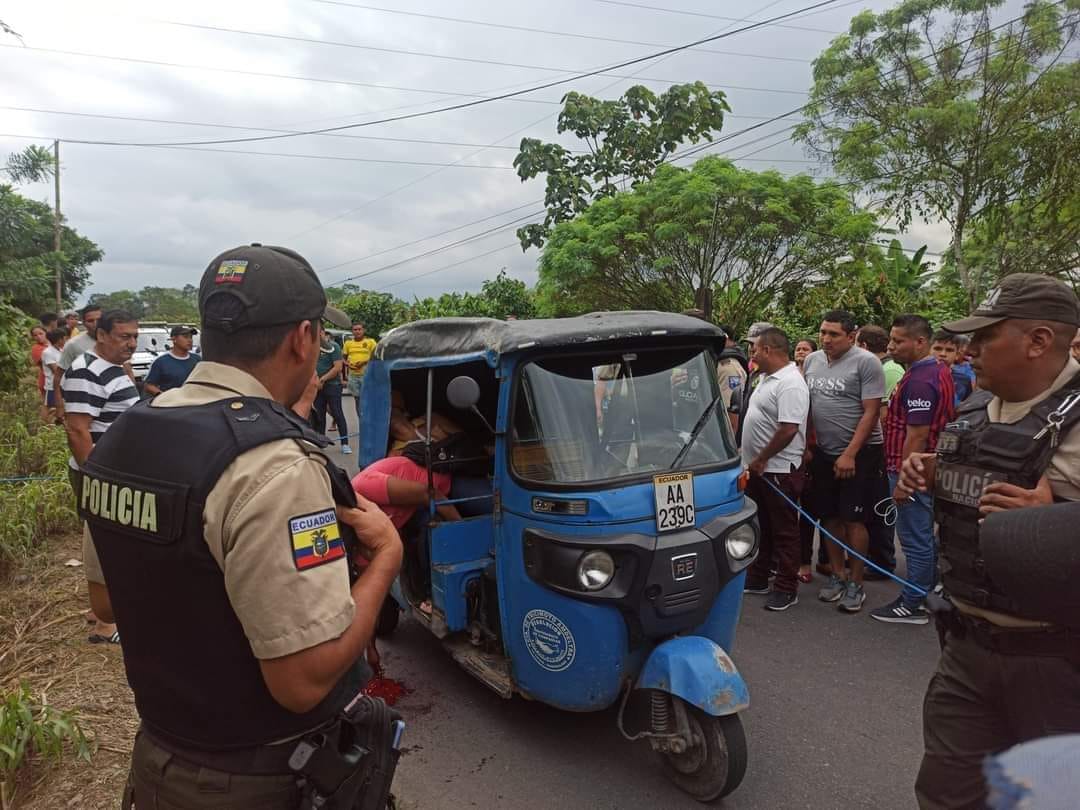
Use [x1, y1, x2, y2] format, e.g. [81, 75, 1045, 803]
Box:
[576, 551, 616, 591]
[725, 523, 758, 561]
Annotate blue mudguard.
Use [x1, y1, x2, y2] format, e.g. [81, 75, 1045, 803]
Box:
[635, 635, 749, 717]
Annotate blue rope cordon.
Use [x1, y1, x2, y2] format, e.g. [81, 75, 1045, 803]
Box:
[761, 475, 929, 597]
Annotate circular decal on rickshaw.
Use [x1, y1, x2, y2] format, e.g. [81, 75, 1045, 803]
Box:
[522, 609, 576, 672]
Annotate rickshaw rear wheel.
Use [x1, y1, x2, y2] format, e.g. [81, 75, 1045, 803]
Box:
[660, 705, 747, 803]
[375, 597, 400, 638]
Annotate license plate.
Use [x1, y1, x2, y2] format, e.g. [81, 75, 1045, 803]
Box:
[654, 472, 696, 533]
[934, 463, 1005, 508]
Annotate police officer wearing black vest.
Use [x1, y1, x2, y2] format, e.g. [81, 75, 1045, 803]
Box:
[897, 273, 1080, 809]
[79, 244, 403, 808]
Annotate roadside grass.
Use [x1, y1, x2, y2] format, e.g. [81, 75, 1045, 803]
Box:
[0, 384, 131, 808]
[0, 684, 90, 810]
[0, 386, 76, 571]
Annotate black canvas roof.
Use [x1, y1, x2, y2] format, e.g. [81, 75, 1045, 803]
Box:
[374, 311, 726, 363]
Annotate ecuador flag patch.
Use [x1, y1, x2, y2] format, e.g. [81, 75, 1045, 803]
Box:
[289, 509, 346, 571]
[215, 259, 248, 284]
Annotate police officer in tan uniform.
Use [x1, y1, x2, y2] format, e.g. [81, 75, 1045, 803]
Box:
[898, 273, 1080, 809]
[80, 244, 402, 808]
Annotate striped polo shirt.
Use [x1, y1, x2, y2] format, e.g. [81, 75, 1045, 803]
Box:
[885, 356, 956, 473]
[62, 351, 139, 468]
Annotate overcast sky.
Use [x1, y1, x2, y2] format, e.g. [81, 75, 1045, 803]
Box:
[1, 0, 955, 303]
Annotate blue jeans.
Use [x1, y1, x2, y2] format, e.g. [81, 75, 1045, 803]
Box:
[311, 385, 349, 447]
[888, 472, 936, 606]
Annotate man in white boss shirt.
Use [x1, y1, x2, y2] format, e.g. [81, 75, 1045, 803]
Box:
[740, 327, 810, 611]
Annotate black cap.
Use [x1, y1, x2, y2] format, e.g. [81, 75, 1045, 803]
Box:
[198, 244, 351, 333]
[943, 273, 1080, 333]
[170, 325, 198, 337]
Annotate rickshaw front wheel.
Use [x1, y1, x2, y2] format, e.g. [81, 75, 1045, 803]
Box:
[660, 705, 747, 803]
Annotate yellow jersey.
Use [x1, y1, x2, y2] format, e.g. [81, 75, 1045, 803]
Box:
[342, 337, 377, 375]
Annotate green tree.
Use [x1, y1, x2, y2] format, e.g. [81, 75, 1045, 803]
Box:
[476, 270, 535, 319]
[796, 0, 1080, 308]
[536, 157, 879, 333]
[327, 287, 402, 337]
[138, 286, 199, 321]
[0, 188, 100, 313]
[3, 145, 54, 185]
[85, 289, 145, 318]
[769, 241, 970, 337]
[514, 82, 729, 249]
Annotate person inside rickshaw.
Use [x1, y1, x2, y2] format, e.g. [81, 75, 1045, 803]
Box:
[353, 389, 494, 612]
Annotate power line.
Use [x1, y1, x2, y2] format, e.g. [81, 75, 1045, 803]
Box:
[320, 201, 543, 273]
[376, 242, 523, 292]
[320, 4, 1059, 291]
[0, 44, 564, 108]
[0, 133, 514, 169]
[286, 0, 818, 241]
[315, 5, 1053, 283]
[303, 0, 801, 257]
[159, 20, 810, 96]
[0, 104, 803, 149]
[310, 0, 813, 64]
[0, 106, 807, 153]
[591, 0, 842, 34]
[328, 210, 544, 287]
[0, 106, 563, 152]
[23, 0, 844, 149]
[669, 3, 1070, 165]
[321, 135, 819, 290]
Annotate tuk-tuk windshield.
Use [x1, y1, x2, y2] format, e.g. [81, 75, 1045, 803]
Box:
[511, 347, 738, 485]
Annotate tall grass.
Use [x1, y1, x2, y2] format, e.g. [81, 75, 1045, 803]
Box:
[0, 683, 90, 810]
[0, 387, 78, 570]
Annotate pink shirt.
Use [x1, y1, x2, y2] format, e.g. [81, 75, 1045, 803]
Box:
[352, 456, 451, 529]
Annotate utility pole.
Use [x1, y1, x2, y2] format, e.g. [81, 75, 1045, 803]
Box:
[53, 139, 62, 314]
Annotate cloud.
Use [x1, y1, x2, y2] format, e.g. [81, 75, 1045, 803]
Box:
[2, 0, 915, 303]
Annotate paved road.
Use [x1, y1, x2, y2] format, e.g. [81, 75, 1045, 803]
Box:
[323, 404, 940, 810]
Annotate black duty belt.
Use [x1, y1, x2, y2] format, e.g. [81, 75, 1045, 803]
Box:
[953, 613, 1080, 663]
[141, 726, 314, 775]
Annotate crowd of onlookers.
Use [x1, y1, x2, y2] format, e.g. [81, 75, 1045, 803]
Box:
[26, 306, 201, 645]
[723, 310, 983, 622]
[25, 303, 1080, 633]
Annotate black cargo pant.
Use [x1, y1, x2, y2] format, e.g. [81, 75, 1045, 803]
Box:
[130, 731, 301, 809]
[916, 634, 1080, 809]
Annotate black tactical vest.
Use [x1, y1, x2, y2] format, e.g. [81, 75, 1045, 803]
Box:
[78, 395, 365, 751]
[934, 372, 1080, 619]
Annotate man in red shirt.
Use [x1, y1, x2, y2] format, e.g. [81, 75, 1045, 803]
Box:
[351, 455, 461, 528]
[870, 314, 954, 624]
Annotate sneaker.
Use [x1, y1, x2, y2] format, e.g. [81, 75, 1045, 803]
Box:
[818, 574, 845, 602]
[341, 445, 353, 455]
[764, 591, 798, 611]
[743, 580, 770, 595]
[869, 598, 929, 625]
[838, 581, 866, 613]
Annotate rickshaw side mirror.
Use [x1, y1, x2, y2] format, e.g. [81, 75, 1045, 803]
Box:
[447, 376, 481, 410]
[447, 375, 496, 434]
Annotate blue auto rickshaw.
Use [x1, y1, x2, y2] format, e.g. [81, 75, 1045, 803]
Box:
[360, 312, 758, 802]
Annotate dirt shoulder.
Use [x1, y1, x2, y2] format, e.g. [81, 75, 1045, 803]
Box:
[1, 531, 135, 809]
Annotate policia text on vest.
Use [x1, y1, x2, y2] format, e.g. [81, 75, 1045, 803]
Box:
[80, 473, 158, 532]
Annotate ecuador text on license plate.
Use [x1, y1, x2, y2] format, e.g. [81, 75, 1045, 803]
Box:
[654, 472, 695, 533]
